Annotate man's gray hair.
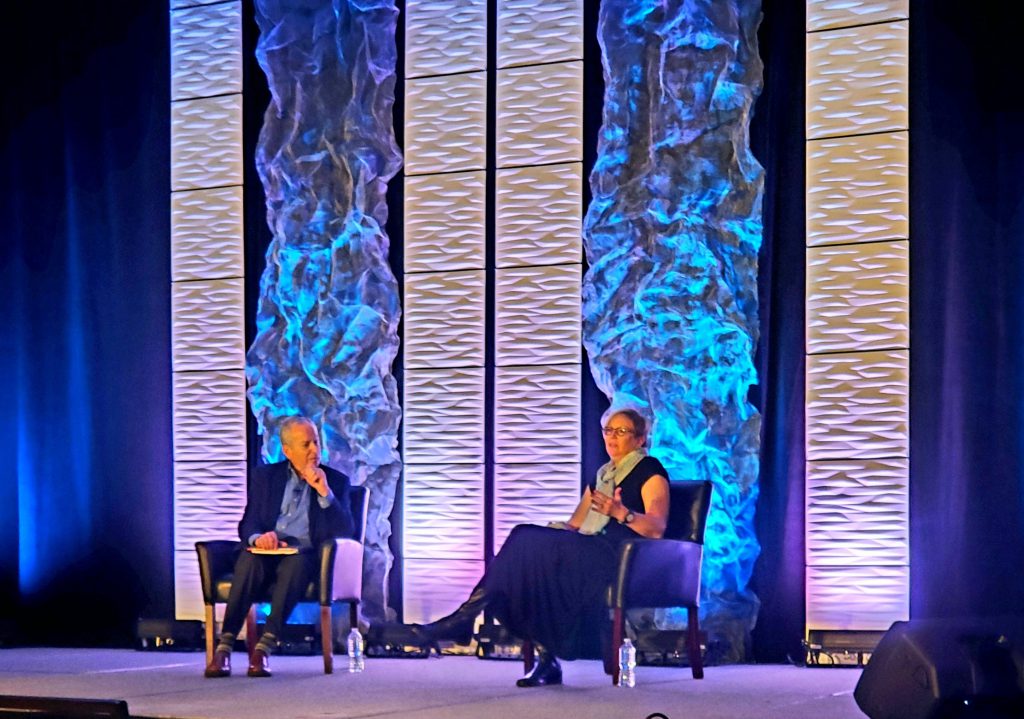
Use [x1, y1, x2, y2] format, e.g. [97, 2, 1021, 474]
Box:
[279, 416, 316, 443]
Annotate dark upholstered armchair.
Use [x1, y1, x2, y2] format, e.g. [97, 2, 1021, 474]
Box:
[605, 479, 713, 684]
[195, 485, 368, 674]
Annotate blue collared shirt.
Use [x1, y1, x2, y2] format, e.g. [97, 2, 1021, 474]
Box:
[248, 467, 335, 548]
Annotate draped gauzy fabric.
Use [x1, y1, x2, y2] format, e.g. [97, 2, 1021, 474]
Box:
[246, 0, 403, 622]
[582, 0, 764, 661]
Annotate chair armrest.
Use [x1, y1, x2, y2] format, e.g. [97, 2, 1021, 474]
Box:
[195, 540, 240, 604]
[317, 538, 364, 605]
[610, 537, 704, 609]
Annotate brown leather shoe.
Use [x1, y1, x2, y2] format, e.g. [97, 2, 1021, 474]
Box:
[247, 648, 271, 678]
[204, 649, 231, 678]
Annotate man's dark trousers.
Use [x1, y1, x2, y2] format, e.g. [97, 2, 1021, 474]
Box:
[221, 550, 317, 639]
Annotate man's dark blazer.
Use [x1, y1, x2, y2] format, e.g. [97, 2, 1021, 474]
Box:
[237, 460, 355, 547]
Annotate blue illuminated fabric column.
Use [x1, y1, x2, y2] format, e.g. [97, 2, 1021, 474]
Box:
[245, 0, 404, 623]
[582, 0, 765, 660]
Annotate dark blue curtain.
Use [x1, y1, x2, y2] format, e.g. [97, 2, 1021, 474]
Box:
[909, 2, 1024, 619]
[0, 2, 171, 645]
[749, 0, 806, 663]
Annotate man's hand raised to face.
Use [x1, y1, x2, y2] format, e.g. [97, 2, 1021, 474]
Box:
[299, 463, 331, 498]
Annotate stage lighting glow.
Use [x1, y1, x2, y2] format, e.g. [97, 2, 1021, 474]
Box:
[246, 0, 403, 623]
[582, 0, 764, 661]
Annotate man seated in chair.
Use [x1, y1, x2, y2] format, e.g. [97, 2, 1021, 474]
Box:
[205, 416, 354, 678]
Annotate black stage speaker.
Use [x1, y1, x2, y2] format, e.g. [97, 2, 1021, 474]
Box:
[854, 619, 1024, 719]
[0, 696, 129, 719]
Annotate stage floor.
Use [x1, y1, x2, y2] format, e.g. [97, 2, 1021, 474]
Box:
[0, 648, 864, 719]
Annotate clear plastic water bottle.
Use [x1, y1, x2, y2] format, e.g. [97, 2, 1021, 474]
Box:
[618, 637, 636, 687]
[347, 627, 365, 673]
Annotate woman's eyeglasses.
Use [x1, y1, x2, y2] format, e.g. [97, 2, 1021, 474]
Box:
[602, 427, 635, 437]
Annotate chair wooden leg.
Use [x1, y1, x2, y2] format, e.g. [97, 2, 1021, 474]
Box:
[204, 605, 216, 665]
[610, 607, 624, 686]
[321, 605, 333, 674]
[687, 606, 704, 679]
[245, 607, 258, 661]
[521, 639, 535, 673]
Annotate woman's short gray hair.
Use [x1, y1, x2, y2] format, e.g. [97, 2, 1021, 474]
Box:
[600, 406, 650, 444]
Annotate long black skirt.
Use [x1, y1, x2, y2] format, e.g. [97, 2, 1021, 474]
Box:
[483, 524, 619, 660]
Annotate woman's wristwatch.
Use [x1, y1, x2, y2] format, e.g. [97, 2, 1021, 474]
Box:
[620, 510, 635, 525]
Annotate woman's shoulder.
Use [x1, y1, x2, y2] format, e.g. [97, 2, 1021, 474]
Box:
[634, 455, 669, 481]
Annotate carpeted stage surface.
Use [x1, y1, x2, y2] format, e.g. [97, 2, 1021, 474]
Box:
[0, 649, 864, 718]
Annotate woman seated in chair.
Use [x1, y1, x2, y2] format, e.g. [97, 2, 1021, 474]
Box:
[418, 407, 670, 687]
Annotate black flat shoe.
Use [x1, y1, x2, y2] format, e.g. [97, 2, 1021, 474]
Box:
[516, 654, 562, 687]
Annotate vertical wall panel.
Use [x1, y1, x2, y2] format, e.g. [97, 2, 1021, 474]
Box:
[492, 0, 584, 558]
[496, 0, 583, 68]
[403, 271, 487, 369]
[805, 0, 910, 635]
[405, 0, 487, 78]
[495, 163, 583, 268]
[170, 0, 246, 620]
[807, 21, 909, 139]
[402, 0, 584, 622]
[402, 1, 489, 621]
[404, 172, 486, 273]
[405, 73, 488, 176]
[806, 133, 909, 246]
[495, 61, 583, 168]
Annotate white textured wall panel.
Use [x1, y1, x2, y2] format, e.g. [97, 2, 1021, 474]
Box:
[404, 271, 486, 369]
[805, 0, 910, 637]
[497, 0, 584, 69]
[170, 0, 245, 622]
[405, 0, 487, 78]
[807, 133, 908, 246]
[403, 367, 486, 464]
[807, 241, 909, 354]
[806, 566, 909, 630]
[405, 172, 486, 273]
[807, 21, 908, 139]
[171, 279, 245, 371]
[403, 559, 484, 625]
[493, 463, 581, 549]
[494, 364, 581, 464]
[403, 465, 485, 560]
[807, 0, 908, 32]
[495, 163, 583, 268]
[496, 62, 583, 168]
[174, 461, 247, 545]
[405, 73, 487, 176]
[171, 187, 244, 282]
[170, 2, 242, 101]
[171, 95, 244, 191]
[495, 265, 581, 365]
[172, 370, 247, 462]
[806, 350, 909, 461]
[806, 458, 908, 566]
[175, 549, 205, 619]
